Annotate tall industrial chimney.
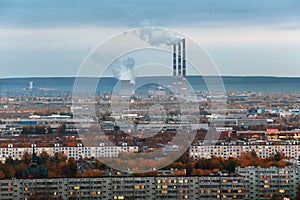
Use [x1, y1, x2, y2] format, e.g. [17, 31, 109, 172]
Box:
[172, 39, 187, 94]
[182, 39, 186, 77]
[173, 44, 177, 78]
[177, 43, 181, 78]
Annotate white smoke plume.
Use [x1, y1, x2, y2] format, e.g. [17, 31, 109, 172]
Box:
[29, 81, 33, 91]
[111, 57, 136, 84]
[138, 28, 182, 46]
[88, 47, 136, 85]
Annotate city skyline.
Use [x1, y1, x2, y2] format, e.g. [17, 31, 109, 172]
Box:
[2, 2, 300, 200]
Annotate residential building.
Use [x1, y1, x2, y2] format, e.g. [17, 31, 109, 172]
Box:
[237, 166, 299, 200]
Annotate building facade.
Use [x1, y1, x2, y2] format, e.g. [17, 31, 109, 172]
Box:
[0, 174, 246, 200]
[0, 166, 299, 199]
[236, 166, 299, 200]
[0, 144, 138, 162]
[190, 142, 300, 160]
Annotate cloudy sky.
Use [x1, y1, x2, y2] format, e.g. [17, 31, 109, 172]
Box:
[0, 0, 300, 77]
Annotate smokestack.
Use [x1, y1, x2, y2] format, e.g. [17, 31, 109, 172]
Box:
[173, 44, 177, 78]
[182, 39, 186, 77]
[177, 43, 181, 77]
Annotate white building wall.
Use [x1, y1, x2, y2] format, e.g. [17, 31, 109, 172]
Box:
[0, 145, 138, 162]
[190, 144, 300, 160]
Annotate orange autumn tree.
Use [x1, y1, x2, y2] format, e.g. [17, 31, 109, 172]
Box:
[238, 151, 291, 168]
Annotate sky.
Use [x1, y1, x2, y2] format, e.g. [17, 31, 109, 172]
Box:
[0, 0, 300, 77]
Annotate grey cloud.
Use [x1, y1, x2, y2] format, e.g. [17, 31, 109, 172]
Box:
[0, 0, 300, 28]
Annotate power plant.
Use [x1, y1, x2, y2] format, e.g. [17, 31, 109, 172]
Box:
[173, 38, 187, 94]
[114, 38, 187, 96]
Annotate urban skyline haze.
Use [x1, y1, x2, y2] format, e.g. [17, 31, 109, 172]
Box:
[0, 0, 300, 78]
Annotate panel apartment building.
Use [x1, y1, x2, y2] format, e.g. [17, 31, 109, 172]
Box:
[1, 166, 299, 199]
[0, 173, 246, 200]
[190, 141, 300, 160]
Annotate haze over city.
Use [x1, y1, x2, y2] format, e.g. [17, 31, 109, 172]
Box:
[1, 0, 300, 78]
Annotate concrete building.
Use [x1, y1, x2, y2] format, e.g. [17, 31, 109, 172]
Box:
[0, 174, 246, 200]
[0, 166, 298, 199]
[190, 141, 300, 160]
[237, 166, 299, 200]
[0, 143, 138, 162]
[197, 172, 247, 200]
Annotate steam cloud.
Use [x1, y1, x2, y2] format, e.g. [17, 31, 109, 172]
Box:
[91, 28, 183, 84]
[138, 28, 183, 46]
[111, 57, 136, 84]
[29, 81, 33, 91]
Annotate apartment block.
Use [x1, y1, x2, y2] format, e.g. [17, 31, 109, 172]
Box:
[0, 144, 138, 162]
[190, 142, 300, 160]
[0, 174, 246, 200]
[236, 166, 299, 200]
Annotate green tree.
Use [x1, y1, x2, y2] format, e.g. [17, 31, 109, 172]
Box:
[194, 158, 211, 170]
[22, 151, 32, 164]
[251, 150, 257, 157]
[274, 151, 283, 162]
[39, 151, 50, 165]
[67, 158, 77, 177]
[224, 157, 238, 173]
[5, 156, 14, 166]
